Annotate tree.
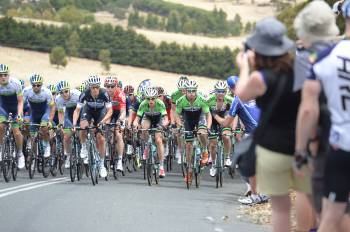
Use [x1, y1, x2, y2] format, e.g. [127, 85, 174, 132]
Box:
[50, 46, 68, 68]
[166, 11, 180, 32]
[66, 31, 79, 58]
[244, 22, 252, 34]
[98, 49, 111, 71]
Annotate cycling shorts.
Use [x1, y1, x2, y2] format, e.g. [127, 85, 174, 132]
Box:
[81, 105, 106, 126]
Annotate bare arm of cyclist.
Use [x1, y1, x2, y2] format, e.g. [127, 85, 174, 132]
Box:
[17, 94, 23, 118]
[101, 105, 113, 124]
[72, 107, 81, 127]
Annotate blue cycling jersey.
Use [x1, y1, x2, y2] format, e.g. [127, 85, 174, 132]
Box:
[229, 96, 260, 133]
[23, 86, 53, 113]
[0, 78, 22, 116]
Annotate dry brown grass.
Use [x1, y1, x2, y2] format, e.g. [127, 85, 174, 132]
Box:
[0, 47, 219, 93]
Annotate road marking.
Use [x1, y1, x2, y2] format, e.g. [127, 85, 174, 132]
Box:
[0, 178, 69, 198]
[0, 178, 63, 194]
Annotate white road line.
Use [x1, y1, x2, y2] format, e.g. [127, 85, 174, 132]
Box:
[0, 177, 67, 194]
[0, 178, 69, 199]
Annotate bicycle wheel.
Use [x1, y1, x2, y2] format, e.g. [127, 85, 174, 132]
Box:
[11, 159, 18, 181]
[112, 157, 118, 180]
[104, 158, 111, 181]
[146, 149, 153, 186]
[125, 154, 133, 173]
[28, 150, 37, 179]
[2, 139, 12, 182]
[70, 154, 77, 182]
[219, 169, 223, 187]
[50, 140, 58, 177]
[89, 146, 97, 186]
[186, 166, 190, 190]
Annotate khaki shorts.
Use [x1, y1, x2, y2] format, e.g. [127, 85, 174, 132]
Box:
[256, 145, 311, 196]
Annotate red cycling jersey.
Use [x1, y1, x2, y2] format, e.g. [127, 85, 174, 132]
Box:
[112, 89, 126, 111]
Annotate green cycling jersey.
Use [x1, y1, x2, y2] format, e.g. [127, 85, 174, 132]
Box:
[206, 94, 234, 111]
[170, 90, 183, 104]
[176, 94, 209, 114]
[137, 98, 167, 117]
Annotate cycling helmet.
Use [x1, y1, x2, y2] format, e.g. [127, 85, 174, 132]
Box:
[214, 81, 227, 91]
[157, 86, 165, 96]
[177, 76, 188, 89]
[87, 75, 101, 86]
[185, 80, 198, 90]
[227, 76, 239, 89]
[19, 79, 25, 89]
[342, 0, 350, 18]
[47, 84, 57, 94]
[0, 64, 9, 74]
[104, 76, 118, 86]
[144, 87, 158, 99]
[124, 85, 134, 95]
[137, 79, 151, 95]
[77, 83, 86, 93]
[29, 74, 43, 85]
[56, 80, 70, 92]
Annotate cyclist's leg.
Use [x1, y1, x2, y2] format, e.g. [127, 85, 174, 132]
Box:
[222, 128, 232, 164]
[0, 105, 7, 144]
[208, 123, 218, 162]
[63, 113, 73, 158]
[198, 113, 208, 150]
[39, 107, 51, 157]
[79, 106, 90, 160]
[95, 108, 106, 159]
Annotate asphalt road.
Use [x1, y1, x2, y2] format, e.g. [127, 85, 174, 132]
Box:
[0, 164, 269, 232]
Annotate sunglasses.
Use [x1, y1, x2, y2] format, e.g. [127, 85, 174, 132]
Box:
[215, 90, 226, 94]
[147, 97, 156, 101]
[32, 84, 42, 88]
[0, 74, 8, 77]
[60, 90, 69, 94]
[187, 89, 196, 93]
[91, 86, 100, 89]
[105, 85, 116, 89]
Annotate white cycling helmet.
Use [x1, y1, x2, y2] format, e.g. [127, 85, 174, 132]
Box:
[144, 87, 158, 99]
[177, 79, 188, 90]
[214, 81, 227, 91]
[185, 80, 198, 90]
[87, 75, 101, 86]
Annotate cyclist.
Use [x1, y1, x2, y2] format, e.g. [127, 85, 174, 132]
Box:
[207, 81, 234, 177]
[72, 75, 113, 178]
[223, 77, 265, 205]
[127, 80, 150, 128]
[48, 84, 59, 126]
[133, 87, 169, 178]
[170, 76, 188, 163]
[123, 85, 135, 117]
[157, 86, 172, 158]
[175, 80, 211, 184]
[55, 80, 81, 168]
[0, 64, 25, 168]
[23, 74, 55, 158]
[105, 76, 126, 172]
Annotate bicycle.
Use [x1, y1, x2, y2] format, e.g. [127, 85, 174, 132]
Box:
[27, 123, 51, 179]
[104, 123, 119, 181]
[182, 128, 205, 189]
[76, 125, 101, 186]
[1, 113, 18, 182]
[50, 126, 65, 176]
[164, 128, 176, 172]
[69, 128, 84, 182]
[139, 128, 162, 186]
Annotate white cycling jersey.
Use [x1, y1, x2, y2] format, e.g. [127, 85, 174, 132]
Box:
[310, 40, 350, 151]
